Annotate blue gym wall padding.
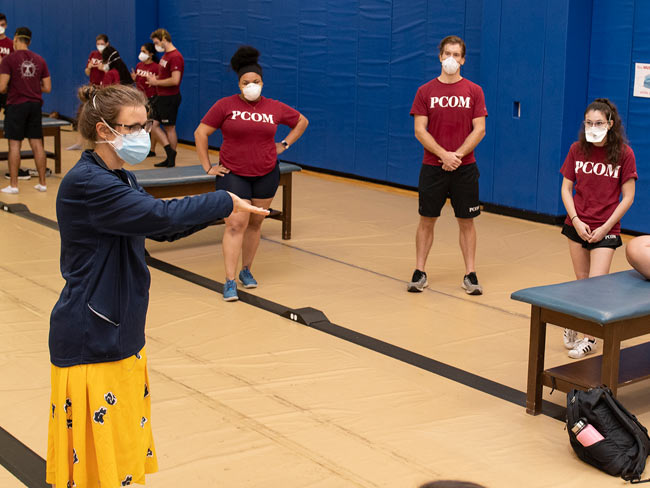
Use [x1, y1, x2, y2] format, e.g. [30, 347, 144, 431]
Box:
[3, 1, 648, 232]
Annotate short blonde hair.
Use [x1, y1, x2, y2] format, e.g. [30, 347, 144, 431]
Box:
[150, 28, 171, 42]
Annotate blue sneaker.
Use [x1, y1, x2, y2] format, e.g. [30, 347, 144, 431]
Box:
[223, 279, 239, 301]
[238, 267, 258, 289]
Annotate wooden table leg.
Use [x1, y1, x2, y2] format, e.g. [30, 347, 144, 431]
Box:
[601, 325, 621, 395]
[526, 305, 547, 415]
[54, 127, 61, 174]
[281, 173, 292, 240]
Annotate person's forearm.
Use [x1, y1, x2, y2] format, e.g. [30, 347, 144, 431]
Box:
[456, 126, 486, 158]
[415, 128, 447, 159]
[195, 132, 212, 172]
[283, 117, 308, 145]
[600, 195, 634, 233]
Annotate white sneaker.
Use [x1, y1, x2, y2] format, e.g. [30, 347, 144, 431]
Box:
[1, 185, 19, 194]
[563, 328, 578, 349]
[569, 338, 597, 359]
[34, 184, 47, 192]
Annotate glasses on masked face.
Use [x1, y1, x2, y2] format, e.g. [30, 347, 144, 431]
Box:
[112, 119, 154, 134]
[583, 120, 608, 128]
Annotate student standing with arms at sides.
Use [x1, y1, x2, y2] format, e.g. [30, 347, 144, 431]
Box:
[0, 13, 14, 114]
[147, 28, 183, 167]
[408, 35, 487, 295]
[194, 46, 309, 301]
[46, 84, 268, 488]
[560, 98, 637, 358]
[0, 27, 51, 194]
[100, 46, 133, 87]
[131, 42, 160, 157]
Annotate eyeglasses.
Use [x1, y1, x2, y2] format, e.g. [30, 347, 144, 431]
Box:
[583, 120, 608, 128]
[113, 119, 154, 134]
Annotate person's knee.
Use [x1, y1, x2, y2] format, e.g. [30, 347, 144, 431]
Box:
[456, 217, 475, 231]
[626, 236, 650, 278]
[418, 216, 437, 229]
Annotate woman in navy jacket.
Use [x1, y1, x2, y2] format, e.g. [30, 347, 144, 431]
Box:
[46, 84, 267, 488]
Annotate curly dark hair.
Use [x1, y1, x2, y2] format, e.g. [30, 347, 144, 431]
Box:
[579, 98, 627, 166]
[230, 45, 262, 79]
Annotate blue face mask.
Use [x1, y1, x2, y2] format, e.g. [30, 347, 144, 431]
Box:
[98, 121, 151, 165]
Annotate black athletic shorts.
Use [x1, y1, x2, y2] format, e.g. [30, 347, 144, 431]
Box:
[561, 224, 622, 250]
[215, 162, 280, 200]
[4, 102, 43, 140]
[153, 93, 181, 126]
[147, 96, 158, 120]
[418, 163, 480, 218]
[0, 93, 7, 113]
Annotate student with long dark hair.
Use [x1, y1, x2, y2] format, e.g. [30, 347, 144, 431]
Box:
[560, 98, 637, 358]
[101, 45, 133, 86]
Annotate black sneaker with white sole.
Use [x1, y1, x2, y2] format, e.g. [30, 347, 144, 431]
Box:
[407, 269, 428, 292]
[28, 168, 52, 177]
[462, 272, 483, 295]
[5, 169, 31, 180]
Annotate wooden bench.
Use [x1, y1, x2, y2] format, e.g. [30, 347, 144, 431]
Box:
[133, 162, 301, 240]
[511, 270, 650, 415]
[0, 117, 71, 174]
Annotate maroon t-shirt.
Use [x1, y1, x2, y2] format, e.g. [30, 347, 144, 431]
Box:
[157, 49, 183, 96]
[560, 142, 637, 235]
[134, 61, 159, 98]
[201, 94, 301, 176]
[0, 50, 50, 105]
[87, 50, 104, 86]
[100, 69, 120, 86]
[0, 37, 14, 62]
[410, 77, 487, 166]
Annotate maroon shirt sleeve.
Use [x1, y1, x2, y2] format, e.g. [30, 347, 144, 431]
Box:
[0, 56, 10, 76]
[40, 57, 50, 79]
[619, 145, 638, 184]
[201, 99, 227, 129]
[168, 51, 184, 72]
[560, 143, 578, 181]
[471, 84, 488, 118]
[275, 101, 301, 128]
[409, 86, 428, 116]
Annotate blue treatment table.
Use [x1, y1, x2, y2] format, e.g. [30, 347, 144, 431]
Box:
[512, 270, 650, 415]
[133, 162, 301, 240]
[0, 117, 71, 174]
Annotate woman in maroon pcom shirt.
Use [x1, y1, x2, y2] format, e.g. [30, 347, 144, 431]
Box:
[131, 42, 160, 156]
[560, 98, 637, 359]
[194, 46, 309, 302]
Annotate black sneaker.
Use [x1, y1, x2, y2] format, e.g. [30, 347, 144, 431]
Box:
[462, 272, 483, 295]
[407, 269, 428, 292]
[5, 168, 31, 180]
[147, 151, 156, 157]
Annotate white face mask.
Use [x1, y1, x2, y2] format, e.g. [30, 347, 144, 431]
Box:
[242, 83, 262, 101]
[138, 52, 149, 62]
[441, 56, 460, 75]
[0, 27, 6, 36]
[97, 44, 106, 53]
[155, 44, 165, 53]
[585, 126, 608, 143]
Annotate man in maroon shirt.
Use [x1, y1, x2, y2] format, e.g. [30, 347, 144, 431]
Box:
[0, 27, 51, 194]
[147, 28, 184, 167]
[0, 13, 14, 114]
[408, 35, 487, 295]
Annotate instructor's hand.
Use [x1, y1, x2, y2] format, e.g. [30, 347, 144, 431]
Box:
[227, 192, 270, 216]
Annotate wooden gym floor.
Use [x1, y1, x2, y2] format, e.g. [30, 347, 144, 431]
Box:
[0, 129, 648, 487]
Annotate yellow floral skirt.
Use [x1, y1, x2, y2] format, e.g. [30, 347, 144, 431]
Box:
[46, 348, 158, 487]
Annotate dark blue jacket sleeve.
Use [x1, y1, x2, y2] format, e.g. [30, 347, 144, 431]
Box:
[84, 167, 234, 237]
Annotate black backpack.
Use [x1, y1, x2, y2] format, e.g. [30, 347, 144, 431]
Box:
[567, 386, 650, 483]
